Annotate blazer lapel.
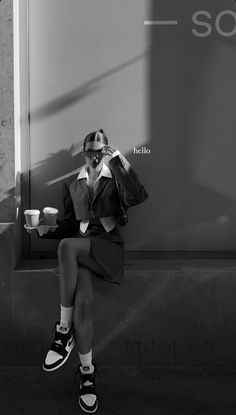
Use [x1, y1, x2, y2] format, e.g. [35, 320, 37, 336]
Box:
[92, 177, 109, 204]
[78, 178, 92, 202]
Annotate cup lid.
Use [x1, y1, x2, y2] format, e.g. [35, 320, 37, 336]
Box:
[43, 207, 59, 214]
[24, 209, 40, 215]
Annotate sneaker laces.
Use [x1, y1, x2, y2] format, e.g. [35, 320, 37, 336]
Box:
[50, 324, 73, 353]
[80, 372, 96, 395]
[75, 363, 101, 386]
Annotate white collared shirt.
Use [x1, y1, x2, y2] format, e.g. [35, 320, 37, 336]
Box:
[77, 162, 112, 182]
[77, 162, 116, 233]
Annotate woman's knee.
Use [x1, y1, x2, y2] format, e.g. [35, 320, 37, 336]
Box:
[57, 238, 74, 258]
[57, 238, 90, 259]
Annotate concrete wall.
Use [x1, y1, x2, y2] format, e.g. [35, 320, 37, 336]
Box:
[0, 0, 16, 362]
[2, 0, 236, 370]
[27, 0, 150, 254]
[24, 0, 236, 255]
[0, 0, 14, 222]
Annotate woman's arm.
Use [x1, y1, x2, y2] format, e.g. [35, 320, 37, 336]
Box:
[39, 181, 79, 239]
[103, 146, 148, 207]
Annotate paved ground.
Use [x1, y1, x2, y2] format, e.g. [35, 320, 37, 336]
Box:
[1, 365, 236, 415]
[3, 259, 236, 413]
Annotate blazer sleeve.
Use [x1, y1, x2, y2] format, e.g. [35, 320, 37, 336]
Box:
[108, 154, 148, 208]
[39, 181, 79, 239]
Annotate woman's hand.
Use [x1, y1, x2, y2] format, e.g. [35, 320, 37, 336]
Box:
[101, 145, 120, 159]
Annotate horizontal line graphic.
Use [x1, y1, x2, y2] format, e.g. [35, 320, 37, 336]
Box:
[144, 20, 178, 26]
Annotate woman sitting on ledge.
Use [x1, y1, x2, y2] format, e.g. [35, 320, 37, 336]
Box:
[36, 129, 148, 413]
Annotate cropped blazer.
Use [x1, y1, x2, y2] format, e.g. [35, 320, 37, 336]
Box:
[44, 154, 148, 239]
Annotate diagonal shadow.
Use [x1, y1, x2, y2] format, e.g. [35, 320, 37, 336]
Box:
[125, 0, 236, 250]
[5, 0, 236, 258]
[30, 52, 149, 122]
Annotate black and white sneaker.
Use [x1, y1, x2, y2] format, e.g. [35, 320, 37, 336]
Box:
[78, 365, 98, 413]
[42, 322, 75, 372]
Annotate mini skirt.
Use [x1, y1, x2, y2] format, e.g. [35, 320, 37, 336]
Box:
[78, 221, 125, 284]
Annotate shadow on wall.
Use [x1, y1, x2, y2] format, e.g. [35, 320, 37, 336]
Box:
[25, 53, 151, 255]
[30, 52, 148, 123]
[128, 0, 236, 250]
[19, 0, 236, 255]
[3, 0, 236, 367]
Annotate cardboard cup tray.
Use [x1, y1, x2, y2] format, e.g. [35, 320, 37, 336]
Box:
[24, 224, 58, 235]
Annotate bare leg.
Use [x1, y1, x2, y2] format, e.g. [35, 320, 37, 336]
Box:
[44, 238, 107, 373]
[57, 237, 108, 352]
[73, 266, 94, 354]
[57, 238, 91, 307]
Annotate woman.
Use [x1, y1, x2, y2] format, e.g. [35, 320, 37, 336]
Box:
[40, 129, 148, 413]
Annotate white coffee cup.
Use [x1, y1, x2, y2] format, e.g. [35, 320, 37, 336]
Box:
[24, 209, 40, 227]
[43, 207, 59, 226]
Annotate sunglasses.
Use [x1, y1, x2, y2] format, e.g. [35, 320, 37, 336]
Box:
[82, 149, 104, 158]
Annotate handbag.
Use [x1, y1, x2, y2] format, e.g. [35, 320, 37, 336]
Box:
[115, 178, 128, 226]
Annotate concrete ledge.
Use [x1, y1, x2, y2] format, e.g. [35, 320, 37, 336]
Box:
[7, 261, 236, 368]
[15, 258, 236, 272]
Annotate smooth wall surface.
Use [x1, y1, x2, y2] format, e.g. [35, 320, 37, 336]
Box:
[25, 0, 236, 253]
[28, 0, 150, 253]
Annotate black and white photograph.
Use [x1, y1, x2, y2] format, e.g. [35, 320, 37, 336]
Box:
[1, 0, 236, 414]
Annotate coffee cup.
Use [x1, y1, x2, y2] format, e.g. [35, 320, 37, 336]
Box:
[43, 207, 58, 226]
[24, 209, 40, 227]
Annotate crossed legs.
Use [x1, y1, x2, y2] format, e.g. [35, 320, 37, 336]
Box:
[57, 237, 106, 353]
[51, 237, 104, 413]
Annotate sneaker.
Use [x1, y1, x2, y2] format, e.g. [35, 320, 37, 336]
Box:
[78, 364, 98, 413]
[42, 322, 75, 372]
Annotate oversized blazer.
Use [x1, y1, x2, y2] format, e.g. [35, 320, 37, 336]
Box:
[44, 154, 148, 239]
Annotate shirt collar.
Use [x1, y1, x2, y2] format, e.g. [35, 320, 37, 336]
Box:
[77, 163, 112, 181]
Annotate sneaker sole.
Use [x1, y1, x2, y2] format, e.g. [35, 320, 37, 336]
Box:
[78, 399, 98, 414]
[42, 337, 75, 372]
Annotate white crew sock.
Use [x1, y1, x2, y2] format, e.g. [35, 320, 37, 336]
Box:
[79, 350, 94, 374]
[60, 305, 73, 329]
